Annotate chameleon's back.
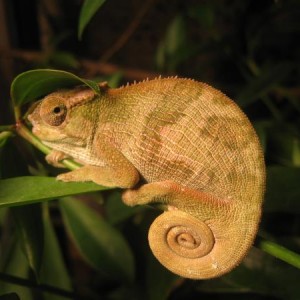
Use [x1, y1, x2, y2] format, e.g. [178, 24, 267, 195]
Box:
[106, 78, 265, 278]
[109, 78, 265, 208]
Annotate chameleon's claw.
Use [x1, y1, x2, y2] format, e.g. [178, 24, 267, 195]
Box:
[46, 150, 70, 168]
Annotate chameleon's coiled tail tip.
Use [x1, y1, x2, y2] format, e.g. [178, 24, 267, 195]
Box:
[148, 210, 218, 279]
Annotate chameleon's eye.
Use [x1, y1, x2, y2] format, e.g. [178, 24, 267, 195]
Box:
[39, 97, 67, 126]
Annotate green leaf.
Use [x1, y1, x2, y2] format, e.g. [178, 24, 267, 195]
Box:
[259, 239, 300, 269]
[0, 176, 109, 208]
[264, 166, 300, 213]
[39, 204, 72, 300]
[146, 253, 179, 300]
[268, 125, 300, 167]
[0, 132, 13, 148]
[156, 15, 189, 72]
[11, 204, 44, 278]
[105, 190, 144, 225]
[0, 237, 32, 300]
[78, 0, 107, 39]
[11, 69, 100, 106]
[60, 198, 135, 282]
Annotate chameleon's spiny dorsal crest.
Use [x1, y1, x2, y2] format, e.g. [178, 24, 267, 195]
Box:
[28, 77, 265, 279]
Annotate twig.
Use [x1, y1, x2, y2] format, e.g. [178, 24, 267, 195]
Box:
[1, 49, 161, 81]
[100, 0, 158, 62]
[0, 272, 75, 299]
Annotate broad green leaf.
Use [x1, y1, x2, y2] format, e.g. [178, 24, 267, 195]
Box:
[12, 204, 44, 278]
[60, 198, 134, 282]
[78, 0, 107, 39]
[11, 69, 100, 106]
[264, 166, 300, 213]
[0, 176, 108, 208]
[236, 63, 292, 107]
[39, 204, 72, 300]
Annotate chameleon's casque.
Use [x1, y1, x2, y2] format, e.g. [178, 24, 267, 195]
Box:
[28, 78, 265, 279]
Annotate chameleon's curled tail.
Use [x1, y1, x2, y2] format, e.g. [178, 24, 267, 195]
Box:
[148, 207, 259, 279]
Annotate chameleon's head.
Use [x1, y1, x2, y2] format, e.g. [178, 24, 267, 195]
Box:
[28, 86, 98, 147]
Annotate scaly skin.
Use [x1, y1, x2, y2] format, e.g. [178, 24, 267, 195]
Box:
[28, 78, 265, 279]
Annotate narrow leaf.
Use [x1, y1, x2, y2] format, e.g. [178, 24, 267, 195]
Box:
[78, 0, 107, 39]
[60, 198, 134, 282]
[39, 204, 72, 300]
[0, 237, 32, 300]
[11, 69, 100, 106]
[11, 204, 44, 278]
[259, 239, 300, 269]
[0, 132, 13, 148]
[0, 176, 109, 208]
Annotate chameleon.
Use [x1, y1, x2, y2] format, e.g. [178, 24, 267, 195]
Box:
[28, 77, 265, 279]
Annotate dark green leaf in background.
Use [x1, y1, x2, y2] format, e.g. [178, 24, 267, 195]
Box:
[264, 166, 300, 213]
[39, 204, 72, 300]
[236, 63, 293, 107]
[0, 132, 13, 148]
[0, 293, 21, 300]
[105, 190, 144, 225]
[11, 69, 100, 106]
[0, 238, 32, 299]
[11, 204, 44, 278]
[78, 0, 107, 39]
[197, 247, 300, 300]
[0, 176, 108, 208]
[60, 198, 135, 282]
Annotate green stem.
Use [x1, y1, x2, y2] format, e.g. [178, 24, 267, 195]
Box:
[16, 123, 81, 171]
[0, 125, 15, 132]
[258, 239, 300, 269]
[0, 272, 75, 298]
[14, 105, 22, 122]
[0, 131, 14, 140]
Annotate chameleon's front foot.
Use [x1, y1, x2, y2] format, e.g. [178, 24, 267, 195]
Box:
[46, 150, 71, 168]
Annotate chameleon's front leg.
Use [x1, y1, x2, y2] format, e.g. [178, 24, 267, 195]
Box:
[122, 181, 252, 279]
[56, 135, 139, 188]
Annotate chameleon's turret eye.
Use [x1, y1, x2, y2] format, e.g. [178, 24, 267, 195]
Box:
[40, 97, 67, 126]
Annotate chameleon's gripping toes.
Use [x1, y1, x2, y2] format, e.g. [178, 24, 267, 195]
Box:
[28, 78, 265, 279]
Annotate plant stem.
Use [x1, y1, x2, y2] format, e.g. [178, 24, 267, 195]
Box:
[0, 125, 15, 132]
[16, 122, 81, 171]
[0, 131, 14, 140]
[0, 272, 75, 298]
[258, 239, 300, 269]
[14, 105, 22, 122]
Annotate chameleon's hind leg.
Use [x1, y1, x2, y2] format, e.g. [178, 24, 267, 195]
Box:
[122, 180, 230, 218]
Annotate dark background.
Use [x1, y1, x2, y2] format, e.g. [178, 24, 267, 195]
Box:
[0, 0, 299, 299]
